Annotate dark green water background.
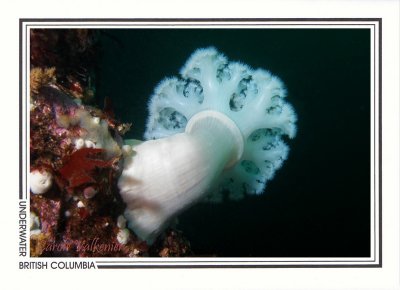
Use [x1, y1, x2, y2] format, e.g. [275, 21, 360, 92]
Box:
[96, 28, 371, 257]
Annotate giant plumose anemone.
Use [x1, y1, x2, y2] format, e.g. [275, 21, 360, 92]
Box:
[118, 47, 297, 243]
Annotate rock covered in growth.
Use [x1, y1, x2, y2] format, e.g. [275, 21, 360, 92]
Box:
[30, 85, 191, 258]
[30, 84, 133, 257]
[29, 29, 193, 257]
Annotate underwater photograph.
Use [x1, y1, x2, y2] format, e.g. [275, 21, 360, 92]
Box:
[28, 27, 371, 258]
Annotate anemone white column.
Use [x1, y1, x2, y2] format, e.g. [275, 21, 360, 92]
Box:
[118, 110, 244, 242]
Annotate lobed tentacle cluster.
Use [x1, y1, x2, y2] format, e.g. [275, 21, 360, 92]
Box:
[145, 47, 297, 201]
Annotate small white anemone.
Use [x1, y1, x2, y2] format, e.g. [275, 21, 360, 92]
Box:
[30, 212, 41, 236]
[57, 109, 121, 158]
[121, 144, 133, 157]
[74, 138, 85, 149]
[117, 215, 127, 229]
[85, 140, 96, 148]
[117, 228, 130, 245]
[30, 169, 53, 194]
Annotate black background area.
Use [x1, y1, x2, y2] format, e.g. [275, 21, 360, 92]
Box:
[97, 28, 371, 257]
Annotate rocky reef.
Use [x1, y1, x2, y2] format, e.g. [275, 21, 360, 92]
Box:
[29, 29, 192, 257]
